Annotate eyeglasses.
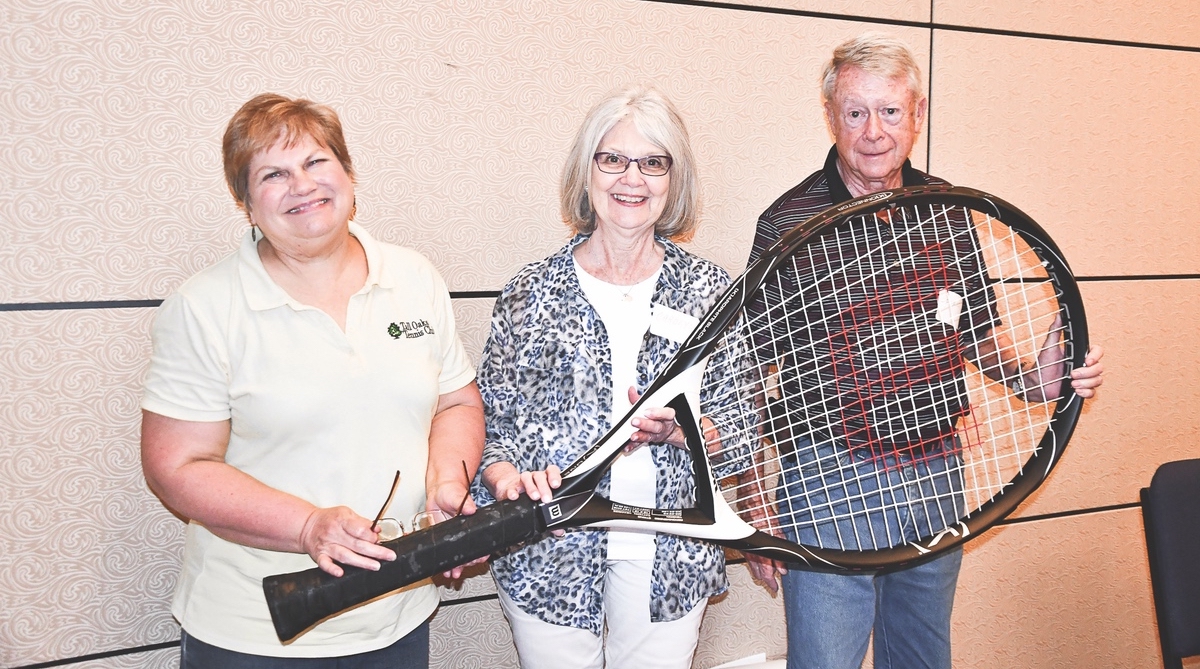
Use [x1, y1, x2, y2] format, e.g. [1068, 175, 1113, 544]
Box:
[370, 464, 472, 542]
[374, 510, 452, 542]
[593, 152, 673, 176]
[836, 105, 910, 129]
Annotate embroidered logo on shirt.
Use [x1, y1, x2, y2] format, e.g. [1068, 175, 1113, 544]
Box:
[388, 320, 435, 339]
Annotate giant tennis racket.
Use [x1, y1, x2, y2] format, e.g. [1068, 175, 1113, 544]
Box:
[263, 185, 1088, 642]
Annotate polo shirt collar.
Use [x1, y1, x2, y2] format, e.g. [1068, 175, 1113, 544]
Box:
[824, 144, 924, 205]
[238, 221, 389, 311]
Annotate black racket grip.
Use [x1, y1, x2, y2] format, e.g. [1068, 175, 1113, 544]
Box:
[262, 496, 541, 642]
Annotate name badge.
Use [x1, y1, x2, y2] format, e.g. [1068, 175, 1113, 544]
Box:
[650, 303, 700, 343]
[936, 289, 964, 329]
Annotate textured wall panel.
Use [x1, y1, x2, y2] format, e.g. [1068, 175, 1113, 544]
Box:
[0, 308, 182, 667]
[430, 596, 519, 669]
[1006, 280, 1200, 518]
[734, 0, 929, 22]
[450, 296, 496, 365]
[437, 563, 498, 602]
[0, 0, 929, 303]
[693, 560, 787, 667]
[956, 508, 1159, 668]
[935, 0, 1200, 48]
[929, 30, 1200, 277]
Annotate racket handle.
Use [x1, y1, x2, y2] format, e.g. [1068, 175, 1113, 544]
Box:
[262, 496, 541, 642]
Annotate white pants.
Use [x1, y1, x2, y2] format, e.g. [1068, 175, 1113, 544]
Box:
[497, 559, 707, 669]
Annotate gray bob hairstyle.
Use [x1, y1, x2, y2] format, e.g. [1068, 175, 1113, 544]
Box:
[820, 32, 924, 103]
[560, 85, 699, 241]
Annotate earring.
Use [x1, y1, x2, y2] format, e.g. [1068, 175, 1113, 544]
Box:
[251, 224, 258, 241]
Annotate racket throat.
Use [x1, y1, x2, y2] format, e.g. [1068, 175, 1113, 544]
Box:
[538, 393, 721, 530]
[667, 393, 719, 524]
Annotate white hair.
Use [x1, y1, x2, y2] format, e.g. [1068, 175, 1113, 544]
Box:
[820, 32, 924, 103]
[559, 85, 699, 240]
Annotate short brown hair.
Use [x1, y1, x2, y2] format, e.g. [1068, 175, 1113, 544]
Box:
[560, 85, 699, 241]
[222, 93, 355, 216]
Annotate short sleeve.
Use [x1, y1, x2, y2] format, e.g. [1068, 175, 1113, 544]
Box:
[141, 292, 232, 422]
[427, 264, 476, 395]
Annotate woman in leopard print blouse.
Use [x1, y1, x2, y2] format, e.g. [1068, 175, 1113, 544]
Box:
[474, 85, 732, 669]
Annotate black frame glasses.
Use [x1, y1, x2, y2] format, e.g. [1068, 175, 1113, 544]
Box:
[593, 152, 673, 176]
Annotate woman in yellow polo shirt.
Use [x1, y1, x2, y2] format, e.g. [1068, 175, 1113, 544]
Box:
[140, 94, 484, 668]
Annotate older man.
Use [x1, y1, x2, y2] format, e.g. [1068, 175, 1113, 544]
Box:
[744, 33, 1105, 669]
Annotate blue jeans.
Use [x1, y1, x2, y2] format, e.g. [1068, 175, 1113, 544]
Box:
[778, 435, 965, 551]
[179, 621, 429, 669]
[782, 549, 962, 669]
[778, 436, 965, 669]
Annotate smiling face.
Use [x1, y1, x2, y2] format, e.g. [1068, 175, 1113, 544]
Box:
[826, 65, 926, 196]
[245, 133, 355, 248]
[588, 118, 671, 237]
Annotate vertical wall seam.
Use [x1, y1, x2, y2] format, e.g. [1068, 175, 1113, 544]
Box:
[926, 0, 936, 174]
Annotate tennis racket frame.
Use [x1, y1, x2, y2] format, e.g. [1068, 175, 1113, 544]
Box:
[261, 184, 1089, 641]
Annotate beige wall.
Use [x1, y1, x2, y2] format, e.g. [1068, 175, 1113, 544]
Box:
[2, 1, 1198, 667]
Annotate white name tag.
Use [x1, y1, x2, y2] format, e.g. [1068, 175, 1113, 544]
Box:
[936, 289, 964, 329]
[650, 303, 700, 343]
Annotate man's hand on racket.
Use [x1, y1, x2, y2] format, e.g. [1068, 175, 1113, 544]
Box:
[744, 552, 787, 595]
[733, 465, 787, 595]
[1070, 343, 1104, 398]
[1023, 317, 1105, 401]
[627, 387, 686, 449]
[626, 387, 722, 455]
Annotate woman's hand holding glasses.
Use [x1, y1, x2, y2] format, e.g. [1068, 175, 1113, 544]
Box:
[298, 504, 399, 579]
[370, 463, 484, 580]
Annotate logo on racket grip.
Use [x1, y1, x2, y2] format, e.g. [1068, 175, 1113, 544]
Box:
[548, 504, 563, 520]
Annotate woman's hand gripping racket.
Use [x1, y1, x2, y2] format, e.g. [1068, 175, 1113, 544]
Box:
[262, 185, 1095, 642]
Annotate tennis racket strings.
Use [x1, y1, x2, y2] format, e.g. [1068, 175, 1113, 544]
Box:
[698, 199, 1076, 555]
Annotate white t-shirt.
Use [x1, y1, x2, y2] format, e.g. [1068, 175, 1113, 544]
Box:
[142, 223, 475, 656]
[574, 259, 660, 561]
